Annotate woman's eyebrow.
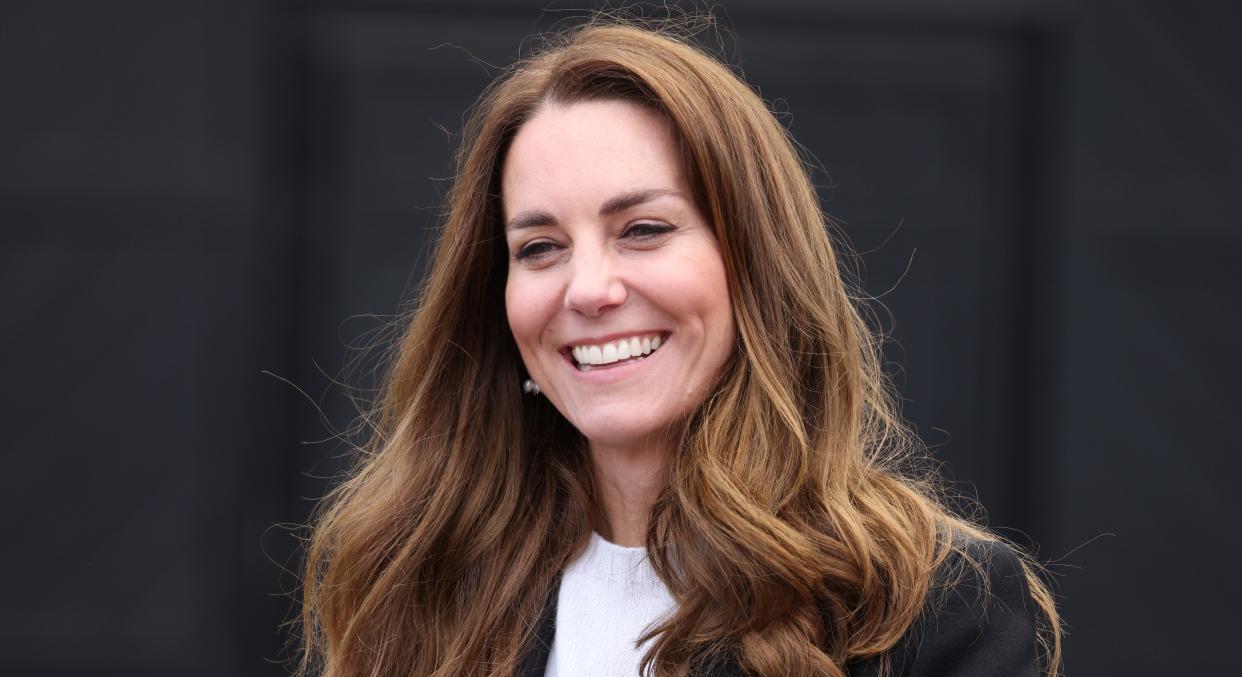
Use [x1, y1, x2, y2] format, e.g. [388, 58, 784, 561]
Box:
[598, 188, 682, 217]
[506, 210, 557, 233]
[505, 188, 682, 233]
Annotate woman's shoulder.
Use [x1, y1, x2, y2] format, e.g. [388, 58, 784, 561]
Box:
[848, 536, 1044, 677]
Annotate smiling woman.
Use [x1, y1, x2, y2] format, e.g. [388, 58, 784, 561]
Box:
[296, 16, 1061, 677]
[503, 100, 735, 482]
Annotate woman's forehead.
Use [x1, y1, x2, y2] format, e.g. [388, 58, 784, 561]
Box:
[500, 100, 691, 222]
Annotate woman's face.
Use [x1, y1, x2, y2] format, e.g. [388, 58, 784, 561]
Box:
[502, 99, 736, 450]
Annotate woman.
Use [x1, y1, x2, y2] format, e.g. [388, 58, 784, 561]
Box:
[297, 18, 1061, 677]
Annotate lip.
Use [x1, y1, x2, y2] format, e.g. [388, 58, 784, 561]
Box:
[559, 331, 671, 384]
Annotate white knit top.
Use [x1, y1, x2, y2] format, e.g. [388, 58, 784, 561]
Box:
[544, 532, 677, 677]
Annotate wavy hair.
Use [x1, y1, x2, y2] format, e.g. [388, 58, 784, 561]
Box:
[297, 17, 1060, 677]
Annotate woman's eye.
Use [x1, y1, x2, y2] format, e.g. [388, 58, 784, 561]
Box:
[624, 222, 675, 240]
[514, 240, 559, 261]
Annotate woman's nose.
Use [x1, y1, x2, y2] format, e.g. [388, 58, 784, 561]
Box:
[563, 246, 627, 317]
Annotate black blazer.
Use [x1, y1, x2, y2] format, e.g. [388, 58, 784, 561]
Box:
[517, 538, 1042, 677]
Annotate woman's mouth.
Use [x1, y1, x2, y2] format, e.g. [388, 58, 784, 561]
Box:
[567, 333, 665, 371]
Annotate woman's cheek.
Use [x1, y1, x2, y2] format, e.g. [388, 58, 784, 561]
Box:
[506, 273, 558, 353]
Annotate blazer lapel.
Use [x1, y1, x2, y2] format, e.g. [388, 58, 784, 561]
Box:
[516, 578, 560, 677]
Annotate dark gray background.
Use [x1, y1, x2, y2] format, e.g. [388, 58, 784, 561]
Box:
[2, 0, 1238, 674]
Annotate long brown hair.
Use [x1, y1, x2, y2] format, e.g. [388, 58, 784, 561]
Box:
[297, 17, 1061, 677]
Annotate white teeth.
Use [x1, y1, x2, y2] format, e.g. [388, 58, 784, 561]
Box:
[569, 334, 665, 367]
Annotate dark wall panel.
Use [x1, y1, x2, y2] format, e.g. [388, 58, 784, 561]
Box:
[0, 2, 286, 675]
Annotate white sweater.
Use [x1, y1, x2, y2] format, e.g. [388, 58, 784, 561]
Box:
[544, 532, 677, 677]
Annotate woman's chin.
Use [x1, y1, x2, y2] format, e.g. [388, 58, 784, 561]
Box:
[572, 416, 678, 453]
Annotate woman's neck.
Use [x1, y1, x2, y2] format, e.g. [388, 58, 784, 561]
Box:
[588, 436, 669, 547]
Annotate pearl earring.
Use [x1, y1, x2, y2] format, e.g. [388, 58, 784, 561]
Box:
[523, 379, 541, 395]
